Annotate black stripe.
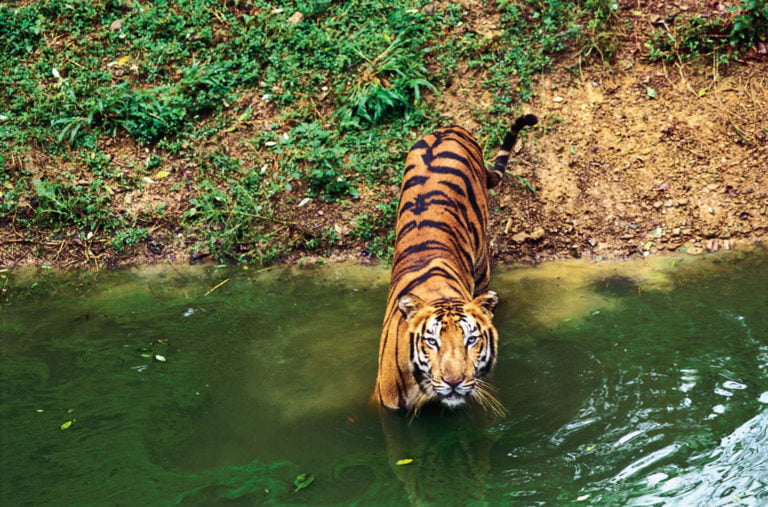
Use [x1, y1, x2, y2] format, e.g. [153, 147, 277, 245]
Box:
[426, 165, 484, 228]
[399, 189, 460, 217]
[437, 179, 466, 198]
[402, 175, 429, 191]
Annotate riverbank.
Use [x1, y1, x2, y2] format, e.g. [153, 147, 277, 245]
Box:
[2, 1, 766, 269]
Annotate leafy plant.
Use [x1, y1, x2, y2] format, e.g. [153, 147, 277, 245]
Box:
[645, 0, 767, 63]
[335, 33, 436, 129]
[730, 0, 768, 48]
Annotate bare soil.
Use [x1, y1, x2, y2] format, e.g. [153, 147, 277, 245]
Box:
[2, 2, 766, 269]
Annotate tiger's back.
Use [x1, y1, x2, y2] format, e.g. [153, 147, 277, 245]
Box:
[375, 116, 537, 412]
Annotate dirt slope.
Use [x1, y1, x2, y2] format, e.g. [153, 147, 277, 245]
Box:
[488, 59, 766, 264]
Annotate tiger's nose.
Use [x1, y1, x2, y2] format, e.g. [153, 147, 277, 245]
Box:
[444, 377, 463, 387]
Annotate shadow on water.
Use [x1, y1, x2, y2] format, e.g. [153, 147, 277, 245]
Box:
[1, 249, 767, 505]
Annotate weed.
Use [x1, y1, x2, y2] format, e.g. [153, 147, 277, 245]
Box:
[729, 0, 768, 48]
[645, 0, 767, 63]
[111, 228, 149, 253]
[351, 200, 398, 260]
[335, 32, 436, 129]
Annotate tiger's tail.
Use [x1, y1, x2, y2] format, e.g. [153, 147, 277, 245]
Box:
[488, 114, 538, 187]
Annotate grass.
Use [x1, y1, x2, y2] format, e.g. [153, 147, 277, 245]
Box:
[1, 0, 763, 265]
[645, 0, 768, 63]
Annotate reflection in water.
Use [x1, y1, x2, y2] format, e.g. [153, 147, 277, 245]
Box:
[1, 249, 767, 504]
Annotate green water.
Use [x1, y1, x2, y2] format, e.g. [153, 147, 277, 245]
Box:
[1, 251, 767, 505]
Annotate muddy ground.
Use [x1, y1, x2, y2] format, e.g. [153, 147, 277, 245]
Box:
[2, 1, 766, 269]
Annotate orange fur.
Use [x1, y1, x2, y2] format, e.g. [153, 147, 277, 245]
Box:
[373, 117, 536, 411]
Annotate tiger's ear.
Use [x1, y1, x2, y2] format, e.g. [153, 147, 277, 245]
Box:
[472, 291, 499, 315]
[398, 293, 424, 321]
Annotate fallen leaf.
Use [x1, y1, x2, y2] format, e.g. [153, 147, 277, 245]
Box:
[293, 473, 314, 492]
[395, 458, 414, 466]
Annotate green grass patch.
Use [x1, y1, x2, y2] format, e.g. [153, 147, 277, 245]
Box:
[645, 0, 767, 63]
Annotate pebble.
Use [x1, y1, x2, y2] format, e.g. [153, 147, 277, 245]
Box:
[287, 11, 304, 24]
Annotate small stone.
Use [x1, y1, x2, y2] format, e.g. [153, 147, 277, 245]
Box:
[512, 232, 530, 243]
[287, 11, 304, 24]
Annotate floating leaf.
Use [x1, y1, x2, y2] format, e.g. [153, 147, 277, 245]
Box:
[293, 473, 314, 492]
[154, 354, 166, 362]
[577, 494, 590, 501]
[395, 458, 414, 466]
[646, 86, 657, 99]
[60, 419, 75, 430]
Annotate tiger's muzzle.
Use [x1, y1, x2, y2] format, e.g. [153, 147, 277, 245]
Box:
[434, 377, 475, 407]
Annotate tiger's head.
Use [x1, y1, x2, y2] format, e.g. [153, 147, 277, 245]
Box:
[398, 292, 502, 414]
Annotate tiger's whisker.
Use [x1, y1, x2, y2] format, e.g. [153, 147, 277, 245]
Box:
[473, 379, 507, 418]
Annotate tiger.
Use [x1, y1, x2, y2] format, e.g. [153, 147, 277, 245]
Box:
[374, 114, 538, 413]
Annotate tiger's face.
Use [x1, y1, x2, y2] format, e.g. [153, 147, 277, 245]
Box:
[398, 292, 500, 411]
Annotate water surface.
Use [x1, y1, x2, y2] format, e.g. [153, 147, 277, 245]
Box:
[1, 251, 767, 504]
